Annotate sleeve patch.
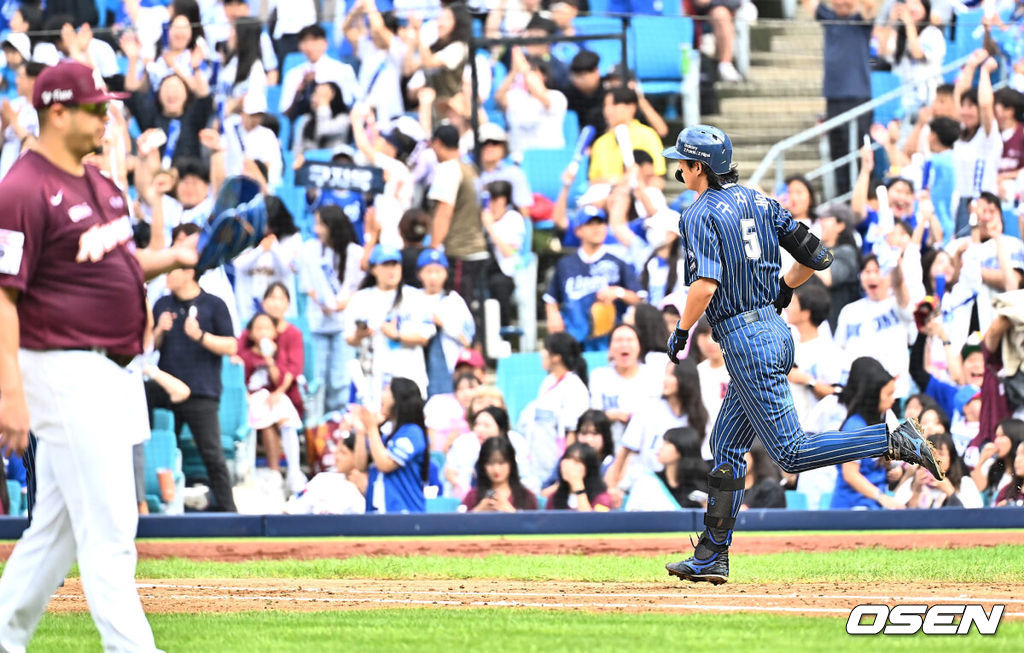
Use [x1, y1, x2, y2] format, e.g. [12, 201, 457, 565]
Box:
[0, 229, 25, 275]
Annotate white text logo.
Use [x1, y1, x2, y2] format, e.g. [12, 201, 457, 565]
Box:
[846, 604, 1004, 636]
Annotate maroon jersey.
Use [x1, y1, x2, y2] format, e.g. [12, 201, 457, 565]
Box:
[1000, 124, 1024, 175]
[0, 150, 146, 356]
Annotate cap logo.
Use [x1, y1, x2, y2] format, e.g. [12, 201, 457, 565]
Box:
[42, 88, 73, 105]
[680, 143, 710, 160]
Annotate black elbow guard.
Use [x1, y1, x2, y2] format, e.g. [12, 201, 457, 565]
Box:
[779, 223, 834, 271]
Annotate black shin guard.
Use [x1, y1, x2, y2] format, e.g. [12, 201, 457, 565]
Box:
[696, 463, 746, 556]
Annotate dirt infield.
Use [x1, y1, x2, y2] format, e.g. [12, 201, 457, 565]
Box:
[46, 578, 1024, 618]
[72, 529, 1024, 562]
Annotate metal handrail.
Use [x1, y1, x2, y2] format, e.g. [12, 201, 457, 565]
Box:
[747, 54, 973, 191]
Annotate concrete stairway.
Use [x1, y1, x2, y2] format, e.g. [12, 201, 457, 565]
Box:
[661, 12, 826, 197]
[718, 14, 825, 189]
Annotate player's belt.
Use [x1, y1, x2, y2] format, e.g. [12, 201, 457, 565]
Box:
[712, 305, 776, 341]
[61, 347, 136, 368]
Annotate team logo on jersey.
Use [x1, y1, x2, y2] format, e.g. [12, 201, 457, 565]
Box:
[76, 215, 132, 263]
[68, 203, 93, 223]
[686, 248, 697, 276]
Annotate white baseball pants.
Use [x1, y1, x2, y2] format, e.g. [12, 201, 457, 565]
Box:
[0, 350, 160, 653]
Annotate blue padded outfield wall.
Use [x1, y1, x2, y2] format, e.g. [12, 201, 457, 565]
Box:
[1, 508, 1023, 540]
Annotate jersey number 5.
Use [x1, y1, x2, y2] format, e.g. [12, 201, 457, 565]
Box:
[740, 218, 761, 260]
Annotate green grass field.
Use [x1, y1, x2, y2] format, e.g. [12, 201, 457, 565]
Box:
[8, 542, 1024, 652]
[28, 610, 1024, 653]
[6, 544, 1022, 584]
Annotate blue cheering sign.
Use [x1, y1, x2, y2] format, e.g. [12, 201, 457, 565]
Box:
[295, 161, 386, 194]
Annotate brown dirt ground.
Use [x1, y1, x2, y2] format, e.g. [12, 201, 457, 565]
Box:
[46, 578, 1024, 618]
[9, 529, 1018, 562]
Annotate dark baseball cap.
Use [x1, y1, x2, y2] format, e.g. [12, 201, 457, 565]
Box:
[431, 123, 460, 149]
[33, 60, 129, 110]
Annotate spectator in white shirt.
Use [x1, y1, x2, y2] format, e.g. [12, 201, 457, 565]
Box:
[787, 280, 845, 433]
[279, 24, 360, 119]
[0, 61, 41, 179]
[944, 192, 1024, 346]
[607, 359, 709, 492]
[495, 48, 567, 155]
[216, 0, 280, 85]
[834, 254, 915, 399]
[952, 50, 1002, 233]
[215, 17, 270, 116]
[342, 0, 407, 122]
[268, 0, 318, 66]
[480, 180, 525, 325]
[345, 245, 437, 400]
[233, 196, 302, 325]
[222, 92, 283, 188]
[877, 0, 945, 118]
[588, 324, 652, 446]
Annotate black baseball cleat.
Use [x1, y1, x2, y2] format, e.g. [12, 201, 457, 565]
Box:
[888, 417, 945, 481]
[666, 550, 729, 585]
[666, 530, 730, 585]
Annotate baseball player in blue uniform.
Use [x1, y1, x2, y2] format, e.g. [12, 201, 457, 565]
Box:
[661, 126, 943, 585]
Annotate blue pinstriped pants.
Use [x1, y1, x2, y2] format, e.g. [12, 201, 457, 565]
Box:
[710, 307, 888, 518]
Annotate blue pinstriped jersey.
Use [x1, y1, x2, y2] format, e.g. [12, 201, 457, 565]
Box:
[679, 183, 798, 326]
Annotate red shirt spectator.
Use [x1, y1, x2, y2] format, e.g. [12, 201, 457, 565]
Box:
[238, 320, 304, 417]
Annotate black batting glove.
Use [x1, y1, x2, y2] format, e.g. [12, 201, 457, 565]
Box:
[774, 279, 794, 314]
[667, 321, 689, 364]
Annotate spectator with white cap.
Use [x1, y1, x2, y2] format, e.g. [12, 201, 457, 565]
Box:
[220, 90, 283, 189]
[0, 33, 31, 98]
[476, 121, 533, 212]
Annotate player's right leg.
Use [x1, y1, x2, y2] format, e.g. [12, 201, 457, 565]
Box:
[0, 439, 77, 652]
[666, 388, 755, 585]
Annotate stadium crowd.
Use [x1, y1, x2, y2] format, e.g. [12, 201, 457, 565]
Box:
[2, 0, 1024, 517]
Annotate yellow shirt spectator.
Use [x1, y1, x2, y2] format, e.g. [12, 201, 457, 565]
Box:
[588, 120, 666, 183]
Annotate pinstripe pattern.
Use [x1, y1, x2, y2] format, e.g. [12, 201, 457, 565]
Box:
[22, 433, 36, 524]
[685, 184, 888, 521]
[680, 185, 794, 325]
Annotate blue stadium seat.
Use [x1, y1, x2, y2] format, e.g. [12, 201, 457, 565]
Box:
[785, 490, 809, 510]
[520, 147, 575, 201]
[495, 352, 544, 425]
[6, 481, 24, 516]
[588, 0, 610, 13]
[265, 85, 282, 117]
[304, 148, 334, 163]
[144, 428, 184, 513]
[153, 408, 175, 434]
[818, 492, 833, 510]
[628, 16, 694, 94]
[871, 71, 903, 125]
[574, 17, 626, 74]
[425, 497, 463, 513]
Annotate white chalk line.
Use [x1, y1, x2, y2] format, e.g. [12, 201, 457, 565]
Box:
[134, 583, 1024, 605]
[53, 591, 1024, 617]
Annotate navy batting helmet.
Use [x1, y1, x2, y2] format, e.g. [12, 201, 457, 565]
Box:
[662, 125, 733, 175]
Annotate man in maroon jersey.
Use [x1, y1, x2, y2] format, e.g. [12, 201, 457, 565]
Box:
[0, 60, 196, 653]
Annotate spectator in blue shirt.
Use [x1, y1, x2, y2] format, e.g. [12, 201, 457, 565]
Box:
[543, 206, 643, 350]
[353, 377, 429, 514]
[830, 357, 906, 510]
[923, 116, 959, 244]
